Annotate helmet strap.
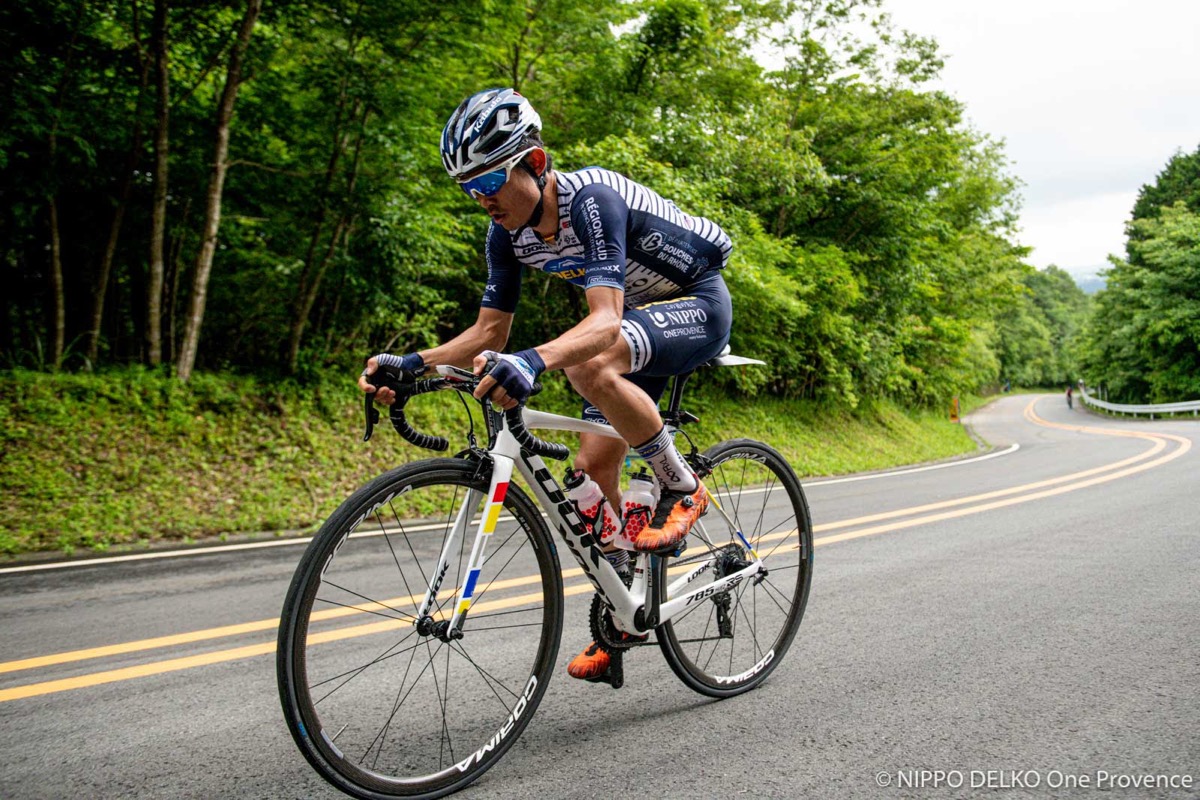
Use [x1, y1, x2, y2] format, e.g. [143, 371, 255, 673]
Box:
[518, 161, 549, 232]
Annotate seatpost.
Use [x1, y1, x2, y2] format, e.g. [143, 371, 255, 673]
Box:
[661, 370, 699, 429]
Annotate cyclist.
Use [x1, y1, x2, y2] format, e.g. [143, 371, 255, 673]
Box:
[359, 88, 733, 682]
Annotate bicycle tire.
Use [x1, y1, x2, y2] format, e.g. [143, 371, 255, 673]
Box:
[656, 439, 813, 697]
[278, 458, 563, 799]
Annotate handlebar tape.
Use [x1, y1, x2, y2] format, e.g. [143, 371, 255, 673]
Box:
[505, 406, 569, 461]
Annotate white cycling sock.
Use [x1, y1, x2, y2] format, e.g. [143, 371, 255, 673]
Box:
[633, 426, 697, 493]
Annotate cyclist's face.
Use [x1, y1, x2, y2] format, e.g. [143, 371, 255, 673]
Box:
[473, 157, 543, 231]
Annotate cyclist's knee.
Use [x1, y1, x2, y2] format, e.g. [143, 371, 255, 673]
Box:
[564, 353, 622, 397]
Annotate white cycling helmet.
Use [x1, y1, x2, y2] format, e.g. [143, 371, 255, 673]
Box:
[441, 88, 542, 181]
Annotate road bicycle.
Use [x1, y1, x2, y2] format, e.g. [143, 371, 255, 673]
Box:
[277, 351, 814, 799]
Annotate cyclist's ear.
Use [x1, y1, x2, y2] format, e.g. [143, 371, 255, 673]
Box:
[526, 148, 547, 177]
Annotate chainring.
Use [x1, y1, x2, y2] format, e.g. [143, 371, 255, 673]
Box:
[588, 593, 645, 652]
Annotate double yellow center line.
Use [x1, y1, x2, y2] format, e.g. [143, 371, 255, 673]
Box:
[0, 400, 1190, 702]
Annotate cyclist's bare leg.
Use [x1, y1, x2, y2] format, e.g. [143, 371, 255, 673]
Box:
[566, 336, 703, 548]
[566, 336, 640, 531]
[575, 433, 627, 511]
[563, 338, 662, 450]
[567, 339, 697, 490]
[566, 337, 707, 556]
[566, 337, 679, 517]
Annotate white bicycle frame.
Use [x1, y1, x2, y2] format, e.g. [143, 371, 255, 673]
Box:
[414, 381, 766, 636]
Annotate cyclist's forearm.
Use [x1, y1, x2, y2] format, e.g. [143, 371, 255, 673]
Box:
[530, 308, 622, 372]
[419, 318, 509, 369]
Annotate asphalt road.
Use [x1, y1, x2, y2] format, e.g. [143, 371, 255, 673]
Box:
[2, 395, 1198, 799]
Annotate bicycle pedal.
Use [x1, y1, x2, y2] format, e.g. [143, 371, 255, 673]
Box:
[584, 650, 625, 689]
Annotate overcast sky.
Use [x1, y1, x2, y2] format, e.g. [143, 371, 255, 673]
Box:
[881, 0, 1200, 279]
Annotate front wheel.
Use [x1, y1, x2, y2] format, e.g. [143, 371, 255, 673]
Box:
[656, 439, 813, 697]
[277, 458, 563, 799]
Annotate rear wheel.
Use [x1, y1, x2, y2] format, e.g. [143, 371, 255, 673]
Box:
[656, 439, 813, 697]
[278, 458, 563, 799]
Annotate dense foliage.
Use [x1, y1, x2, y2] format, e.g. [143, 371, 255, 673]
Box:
[3, 0, 1043, 405]
[1080, 145, 1200, 402]
[993, 266, 1090, 389]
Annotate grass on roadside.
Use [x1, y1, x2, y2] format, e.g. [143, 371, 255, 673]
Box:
[0, 368, 982, 557]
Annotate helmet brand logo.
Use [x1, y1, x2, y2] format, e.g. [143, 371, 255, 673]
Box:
[473, 94, 507, 134]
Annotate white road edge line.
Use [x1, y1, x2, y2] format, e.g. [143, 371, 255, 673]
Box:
[0, 443, 1019, 575]
[805, 443, 1020, 486]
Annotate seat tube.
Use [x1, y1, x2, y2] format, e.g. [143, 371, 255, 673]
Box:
[446, 452, 515, 632]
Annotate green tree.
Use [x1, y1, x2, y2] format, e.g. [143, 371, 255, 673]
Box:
[1084, 204, 1200, 401]
[1083, 145, 1200, 402]
[1129, 145, 1200, 233]
[995, 265, 1089, 387]
[175, 0, 263, 382]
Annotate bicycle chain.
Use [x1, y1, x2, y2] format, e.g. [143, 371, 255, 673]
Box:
[588, 593, 650, 652]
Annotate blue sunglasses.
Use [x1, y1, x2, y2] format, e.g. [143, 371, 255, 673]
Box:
[458, 149, 534, 199]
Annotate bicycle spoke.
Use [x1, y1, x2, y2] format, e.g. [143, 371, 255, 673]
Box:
[360, 642, 441, 765]
[371, 642, 423, 770]
[694, 601, 716, 663]
[732, 581, 764, 661]
[464, 621, 546, 633]
[726, 581, 738, 677]
[749, 474, 775, 549]
[670, 589, 719, 627]
[699, 593, 731, 674]
[311, 629, 422, 698]
[316, 584, 417, 623]
[480, 524, 523, 571]
[758, 524, 798, 560]
[421, 639, 452, 770]
[758, 576, 795, 614]
[469, 529, 532, 610]
[731, 456, 749, 527]
[443, 630, 457, 767]
[375, 510, 423, 618]
[448, 641, 521, 714]
[466, 606, 545, 622]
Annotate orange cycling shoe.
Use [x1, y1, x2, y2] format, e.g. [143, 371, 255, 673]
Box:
[567, 633, 646, 681]
[634, 480, 709, 553]
[567, 641, 611, 680]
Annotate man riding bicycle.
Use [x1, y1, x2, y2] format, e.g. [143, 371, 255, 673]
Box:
[359, 88, 733, 681]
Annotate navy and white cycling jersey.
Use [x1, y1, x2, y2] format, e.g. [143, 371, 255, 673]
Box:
[480, 167, 732, 312]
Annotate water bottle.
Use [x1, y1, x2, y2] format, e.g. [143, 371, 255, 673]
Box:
[563, 468, 620, 547]
[618, 470, 658, 551]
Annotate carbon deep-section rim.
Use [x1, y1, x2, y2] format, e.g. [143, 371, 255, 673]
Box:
[277, 458, 563, 799]
[656, 439, 813, 698]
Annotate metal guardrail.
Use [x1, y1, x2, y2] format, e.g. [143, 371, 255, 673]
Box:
[1080, 387, 1200, 418]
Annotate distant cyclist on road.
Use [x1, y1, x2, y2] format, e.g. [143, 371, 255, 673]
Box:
[358, 88, 734, 681]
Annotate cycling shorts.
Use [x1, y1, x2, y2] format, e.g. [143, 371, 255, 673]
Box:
[582, 272, 732, 426]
